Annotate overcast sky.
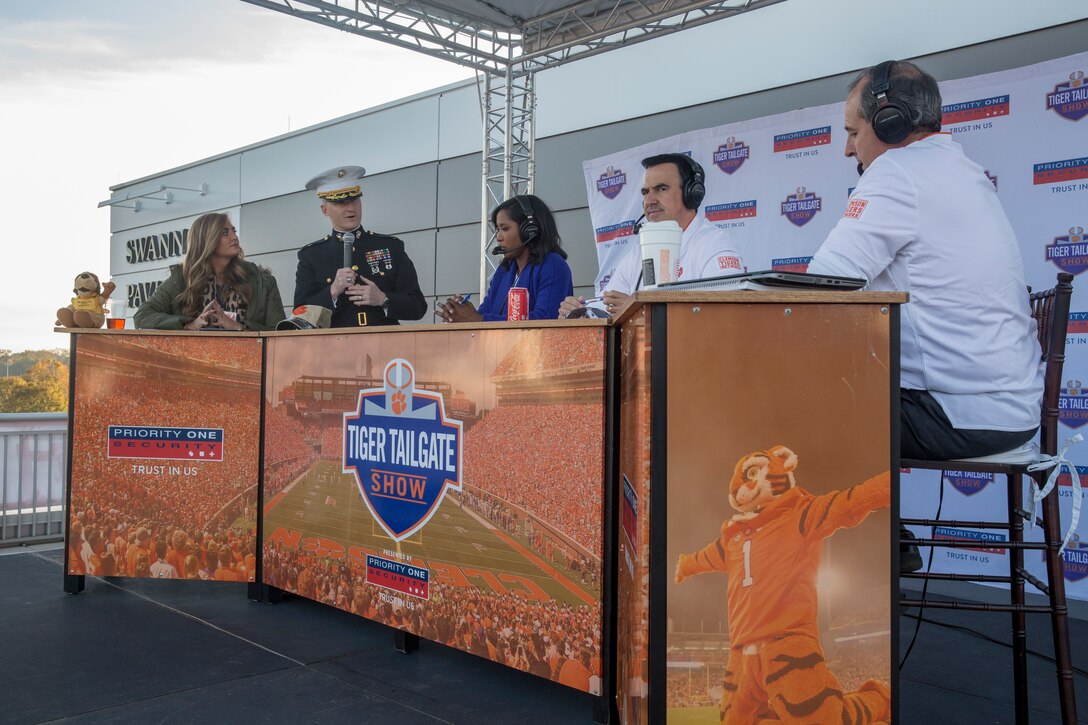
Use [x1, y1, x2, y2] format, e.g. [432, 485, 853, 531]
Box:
[0, 0, 473, 353]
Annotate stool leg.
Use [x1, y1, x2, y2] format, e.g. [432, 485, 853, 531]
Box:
[1008, 473, 1028, 724]
[1040, 486, 1078, 725]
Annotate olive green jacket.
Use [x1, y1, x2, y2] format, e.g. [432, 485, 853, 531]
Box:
[133, 262, 286, 331]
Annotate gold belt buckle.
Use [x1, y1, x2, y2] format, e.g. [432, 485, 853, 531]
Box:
[357, 312, 368, 326]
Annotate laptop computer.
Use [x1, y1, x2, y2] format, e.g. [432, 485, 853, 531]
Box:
[659, 269, 866, 292]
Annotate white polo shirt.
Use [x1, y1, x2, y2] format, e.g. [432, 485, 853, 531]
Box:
[808, 133, 1042, 432]
[603, 213, 744, 294]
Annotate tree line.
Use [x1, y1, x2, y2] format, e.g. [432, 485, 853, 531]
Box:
[0, 349, 69, 413]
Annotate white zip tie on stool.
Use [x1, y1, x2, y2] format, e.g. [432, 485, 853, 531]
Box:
[1026, 433, 1082, 555]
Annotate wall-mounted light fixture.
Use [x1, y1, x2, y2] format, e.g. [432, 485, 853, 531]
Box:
[98, 183, 208, 212]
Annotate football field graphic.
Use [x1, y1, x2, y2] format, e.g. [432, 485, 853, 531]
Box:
[262, 327, 607, 693]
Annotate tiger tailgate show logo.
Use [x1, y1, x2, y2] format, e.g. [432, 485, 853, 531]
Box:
[713, 137, 750, 174]
[1046, 70, 1088, 122]
[596, 166, 627, 199]
[1059, 378, 1088, 428]
[944, 470, 993, 496]
[780, 187, 822, 227]
[343, 359, 463, 542]
[1046, 227, 1088, 275]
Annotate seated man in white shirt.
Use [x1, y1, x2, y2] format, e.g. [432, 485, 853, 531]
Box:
[559, 153, 744, 318]
[808, 59, 1042, 462]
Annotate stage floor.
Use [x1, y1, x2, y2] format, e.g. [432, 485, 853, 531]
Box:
[2, 545, 1084, 724]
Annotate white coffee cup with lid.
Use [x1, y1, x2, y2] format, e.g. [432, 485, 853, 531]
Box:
[638, 220, 682, 288]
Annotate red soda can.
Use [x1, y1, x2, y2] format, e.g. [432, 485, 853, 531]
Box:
[507, 287, 528, 321]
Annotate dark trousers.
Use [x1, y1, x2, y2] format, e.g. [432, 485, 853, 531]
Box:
[900, 388, 1037, 460]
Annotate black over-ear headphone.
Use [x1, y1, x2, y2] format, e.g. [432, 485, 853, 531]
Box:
[514, 195, 540, 244]
[674, 154, 706, 210]
[869, 60, 913, 144]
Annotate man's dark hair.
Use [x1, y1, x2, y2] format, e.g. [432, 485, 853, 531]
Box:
[849, 60, 943, 133]
[641, 152, 701, 189]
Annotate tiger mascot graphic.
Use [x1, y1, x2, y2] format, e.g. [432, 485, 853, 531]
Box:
[674, 445, 892, 724]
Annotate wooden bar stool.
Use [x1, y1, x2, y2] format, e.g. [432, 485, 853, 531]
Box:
[901, 271, 1078, 724]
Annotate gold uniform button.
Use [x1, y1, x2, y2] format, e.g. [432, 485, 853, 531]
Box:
[325, 277, 332, 283]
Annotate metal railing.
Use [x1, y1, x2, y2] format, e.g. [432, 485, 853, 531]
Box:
[1, 413, 67, 546]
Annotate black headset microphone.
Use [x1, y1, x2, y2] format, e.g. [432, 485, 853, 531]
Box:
[491, 240, 528, 255]
[490, 195, 540, 256]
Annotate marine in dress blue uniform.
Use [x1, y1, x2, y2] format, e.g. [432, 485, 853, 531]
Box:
[294, 165, 427, 328]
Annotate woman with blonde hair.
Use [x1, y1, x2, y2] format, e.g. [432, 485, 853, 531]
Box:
[134, 212, 286, 330]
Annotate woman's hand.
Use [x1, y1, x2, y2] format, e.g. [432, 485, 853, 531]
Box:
[436, 295, 482, 323]
[558, 295, 586, 319]
[185, 302, 218, 331]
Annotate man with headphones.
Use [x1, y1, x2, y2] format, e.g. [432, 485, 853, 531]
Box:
[809, 61, 1041, 467]
[559, 153, 744, 318]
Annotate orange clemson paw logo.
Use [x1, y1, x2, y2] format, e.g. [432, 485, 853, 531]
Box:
[391, 390, 407, 415]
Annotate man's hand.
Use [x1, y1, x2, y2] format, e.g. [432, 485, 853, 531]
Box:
[347, 277, 387, 307]
[558, 295, 586, 319]
[602, 290, 630, 316]
[330, 267, 356, 300]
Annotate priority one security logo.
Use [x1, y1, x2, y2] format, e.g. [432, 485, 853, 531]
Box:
[771, 256, 812, 273]
[343, 359, 463, 542]
[107, 425, 224, 461]
[1045, 227, 1088, 275]
[1046, 70, 1088, 122]
[1069, 312, 1088, 346]
[941, 94, 1010, 126]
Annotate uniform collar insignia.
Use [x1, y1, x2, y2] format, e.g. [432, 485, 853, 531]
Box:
[332, 226, 364, 241]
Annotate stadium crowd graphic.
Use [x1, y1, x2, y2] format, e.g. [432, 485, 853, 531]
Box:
[264, 542, 602, 692]
[259, 328, 608, 691]
[68, 337, 260, 581]
[616, 313, 653, 717]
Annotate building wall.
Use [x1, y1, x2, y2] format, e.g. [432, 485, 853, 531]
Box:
[106, 14, 1088, 318]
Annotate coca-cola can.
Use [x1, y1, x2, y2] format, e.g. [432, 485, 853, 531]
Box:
[507, 287, 528, 321]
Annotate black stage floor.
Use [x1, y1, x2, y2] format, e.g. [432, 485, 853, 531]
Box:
[2, 546, 1085, 724]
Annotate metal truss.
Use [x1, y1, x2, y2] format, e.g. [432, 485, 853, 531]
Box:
[239, 0, 784, 74]
[240, 0, 781, 293]
[239, 0, 517, 75]
[478, 69, 535, 292]
[518, 0, 787, 73]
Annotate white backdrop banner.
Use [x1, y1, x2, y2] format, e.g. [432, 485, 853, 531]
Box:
[584, 51, 1088, 599]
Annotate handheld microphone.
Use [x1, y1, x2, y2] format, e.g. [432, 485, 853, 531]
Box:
[342, 232, 355, 269]
[491, 240, 528, 255]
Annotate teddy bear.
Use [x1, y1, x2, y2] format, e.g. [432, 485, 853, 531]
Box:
[56, 272, 117, 328]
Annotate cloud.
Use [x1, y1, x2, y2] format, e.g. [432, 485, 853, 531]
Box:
[0, 0, 474, 352]
[0, 0, 306, 84]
